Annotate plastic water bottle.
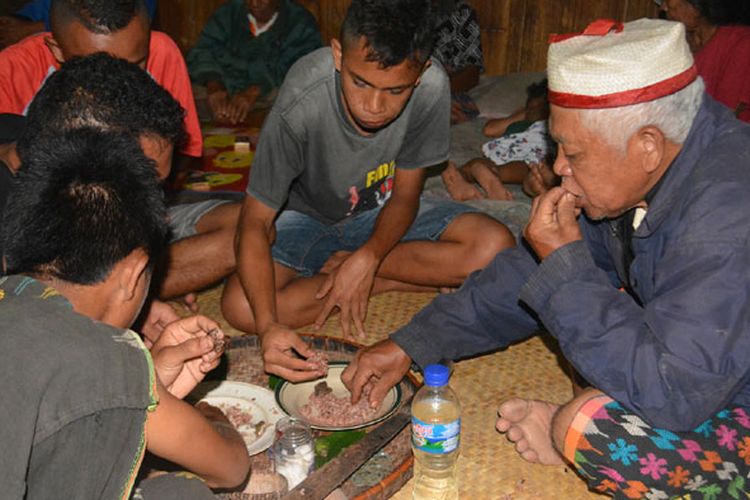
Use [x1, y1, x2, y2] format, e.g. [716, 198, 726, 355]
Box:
[411, 364, 460, 500]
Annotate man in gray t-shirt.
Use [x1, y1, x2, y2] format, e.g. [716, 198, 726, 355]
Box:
[222, 0, 515, 381]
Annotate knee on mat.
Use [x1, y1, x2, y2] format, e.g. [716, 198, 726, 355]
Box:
[220, 283, 256, 333]
[459, 222, 515, 273]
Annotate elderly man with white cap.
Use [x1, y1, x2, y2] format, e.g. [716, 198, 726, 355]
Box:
[342, 17, 750, 497]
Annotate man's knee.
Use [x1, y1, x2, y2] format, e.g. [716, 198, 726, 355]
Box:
[195, 201, 241, 235]
[448, 213, 516, 273]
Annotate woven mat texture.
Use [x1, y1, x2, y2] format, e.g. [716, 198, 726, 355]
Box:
[187, 286, 602, 499]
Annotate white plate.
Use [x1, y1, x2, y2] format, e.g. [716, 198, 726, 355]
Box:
[275, 362, 402, 431]
[190, 380, 283, 456]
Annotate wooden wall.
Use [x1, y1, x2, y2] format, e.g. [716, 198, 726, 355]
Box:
[476, 0, 660, 74]
[1, 1, 30, 15]
[156, 0, 659, 75]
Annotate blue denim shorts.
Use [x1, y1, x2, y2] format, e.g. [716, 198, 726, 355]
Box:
[272, 198, 477, 277]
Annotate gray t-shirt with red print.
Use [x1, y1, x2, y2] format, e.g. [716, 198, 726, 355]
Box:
[247, 47, 450, 225]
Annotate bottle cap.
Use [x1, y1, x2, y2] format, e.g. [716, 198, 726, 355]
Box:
[424, 364, 450, 386]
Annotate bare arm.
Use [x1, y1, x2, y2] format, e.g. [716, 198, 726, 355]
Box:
[482, 108, 526, 137]
[234, 195, 318, 380]
[362, 167, 425, 261]
[235, 194, 279, 333]
[145, 380, 250, 488]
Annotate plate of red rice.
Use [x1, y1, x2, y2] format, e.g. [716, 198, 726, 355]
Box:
[274, 362, 402, 431]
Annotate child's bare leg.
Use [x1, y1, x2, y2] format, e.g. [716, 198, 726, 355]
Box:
[466, 159, 513, 201]
[483, 108, 525, 137]
[496, 161, 528, 184]
[441, 161, 484, 201]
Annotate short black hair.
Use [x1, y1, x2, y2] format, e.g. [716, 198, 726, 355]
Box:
[685, 0, 735, 25]
[3, 128, 167, 285]
[341, 0, 436, 67]
[18, 53, 184, 158]
[50, 0, 147, 34]
[526, 79, 548, 102]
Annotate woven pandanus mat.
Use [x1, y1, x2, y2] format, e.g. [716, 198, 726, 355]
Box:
[186, 286, 603, 499]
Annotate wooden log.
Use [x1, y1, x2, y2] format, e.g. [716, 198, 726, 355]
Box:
[285, 404, 412, 500]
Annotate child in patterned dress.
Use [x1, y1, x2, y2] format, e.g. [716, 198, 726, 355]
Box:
[442, 79, 558, 200]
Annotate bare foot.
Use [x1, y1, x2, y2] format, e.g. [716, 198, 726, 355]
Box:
[496, 398, 563, 465]
[442, 162, 484, 201]
[472, 164, 513, 201]
[178, 293, 199, 313]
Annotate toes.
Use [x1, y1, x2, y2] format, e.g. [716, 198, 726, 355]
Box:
[515, 438, 529, 454]
[520, 449, 539, 463]
[507, 426, 524, 442]
[495, 418, 511, 433]
[498, 398, 531, 423]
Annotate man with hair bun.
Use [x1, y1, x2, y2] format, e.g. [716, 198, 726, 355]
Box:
[344, 18, 750, 497]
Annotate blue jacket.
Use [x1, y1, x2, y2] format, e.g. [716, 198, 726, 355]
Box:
[392, 96, 750, 431]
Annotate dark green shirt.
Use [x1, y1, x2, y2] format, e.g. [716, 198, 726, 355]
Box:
[187, 0, 322, 96]
[0, 275, 157, 499]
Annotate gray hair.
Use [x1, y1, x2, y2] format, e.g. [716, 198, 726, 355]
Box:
[578, 77, 705, 153]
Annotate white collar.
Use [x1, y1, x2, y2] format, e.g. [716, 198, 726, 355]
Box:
[248, 11, 279, 36]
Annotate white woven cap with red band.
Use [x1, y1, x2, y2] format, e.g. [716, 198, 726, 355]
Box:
[547, 18, 697, 109]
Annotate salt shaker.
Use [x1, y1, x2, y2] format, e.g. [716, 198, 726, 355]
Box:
[272, 416, 315, 489]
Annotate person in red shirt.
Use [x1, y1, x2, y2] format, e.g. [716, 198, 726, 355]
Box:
[659, 0, 750, 122]
[0, 0, 242, 305]
[0, 0, 202, 157]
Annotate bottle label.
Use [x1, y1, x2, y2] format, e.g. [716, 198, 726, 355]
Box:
[411, 416, 460, 454]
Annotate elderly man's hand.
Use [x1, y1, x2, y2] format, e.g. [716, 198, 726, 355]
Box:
[524, 187, 583, 259]
[341, 340, 411, 408]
